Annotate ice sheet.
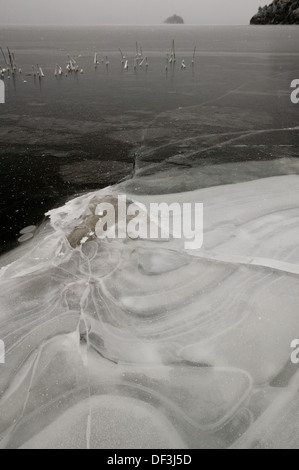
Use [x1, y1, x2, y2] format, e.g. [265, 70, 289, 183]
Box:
[0, 171, 299, 448]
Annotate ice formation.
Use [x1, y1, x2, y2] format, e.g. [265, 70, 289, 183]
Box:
[0, 166, 299, 449]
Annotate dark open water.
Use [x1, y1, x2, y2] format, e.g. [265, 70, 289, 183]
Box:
[0, 25, 299, 253]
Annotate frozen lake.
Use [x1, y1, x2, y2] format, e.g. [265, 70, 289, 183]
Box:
[0, 25, 299, 449]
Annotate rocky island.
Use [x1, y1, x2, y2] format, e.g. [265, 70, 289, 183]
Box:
[250, 0, 299, 24]
[164, 14, 185, 24]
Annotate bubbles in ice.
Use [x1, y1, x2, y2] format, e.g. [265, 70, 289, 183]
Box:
[18, 225, 37, 243]
[18, 233, 34, 243]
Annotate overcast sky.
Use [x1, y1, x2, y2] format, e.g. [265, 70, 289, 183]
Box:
[0, 0, 263, 25]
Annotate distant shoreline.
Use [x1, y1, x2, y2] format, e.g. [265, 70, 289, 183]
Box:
[0, 23, 269, 28]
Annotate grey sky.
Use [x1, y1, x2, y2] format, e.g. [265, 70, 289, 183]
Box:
[0, 0, 263, 25]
